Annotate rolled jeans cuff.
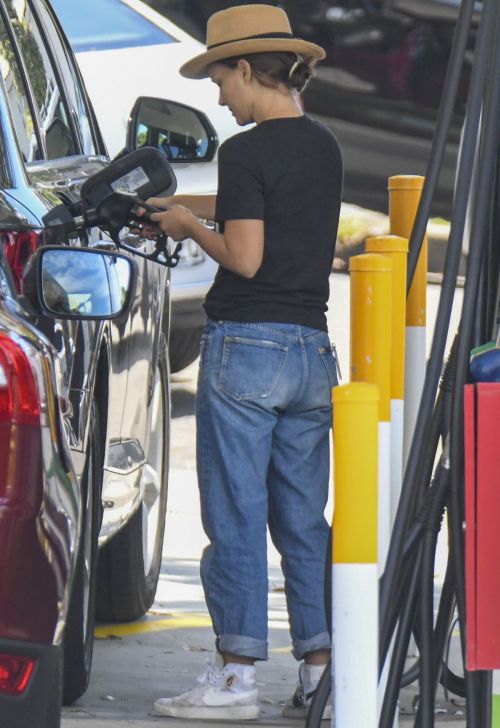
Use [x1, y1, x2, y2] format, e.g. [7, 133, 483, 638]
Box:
[292, 631, 331, 661]
[218, 634, 268, 661]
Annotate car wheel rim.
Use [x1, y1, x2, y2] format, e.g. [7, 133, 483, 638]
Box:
[141, 369, 164, 576]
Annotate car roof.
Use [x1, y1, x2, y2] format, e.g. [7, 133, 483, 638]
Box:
[49, 0, 196, 52]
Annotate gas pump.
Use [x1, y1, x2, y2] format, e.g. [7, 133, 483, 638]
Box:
[307, 0, 500, 724]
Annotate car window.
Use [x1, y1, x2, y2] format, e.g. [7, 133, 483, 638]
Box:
[35, 0, 98, 156]
[0, 7, 41, 162]
[5, 0, 77, 159]
[50, 0, 176, 52]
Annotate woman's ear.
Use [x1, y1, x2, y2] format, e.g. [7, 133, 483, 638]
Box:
[237, 58, 253, 83]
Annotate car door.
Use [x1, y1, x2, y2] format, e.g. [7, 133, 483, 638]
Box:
[36, 0, 169, 512]
[0, 0, 106, 481]
[0, 0, 168, 530]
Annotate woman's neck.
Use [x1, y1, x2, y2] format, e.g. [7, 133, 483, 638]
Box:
[252, 88, 303, 124]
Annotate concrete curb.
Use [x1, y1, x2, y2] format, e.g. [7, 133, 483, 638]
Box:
[335, 204, 465, 281]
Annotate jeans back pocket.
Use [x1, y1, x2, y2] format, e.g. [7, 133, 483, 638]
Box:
[219, 336, 288, 401]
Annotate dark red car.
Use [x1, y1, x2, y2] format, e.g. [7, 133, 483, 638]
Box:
[0, 244, 137, 726]
[0, 0, 173, 724]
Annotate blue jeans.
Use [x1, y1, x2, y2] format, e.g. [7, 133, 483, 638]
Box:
[196, 320, 338, 661]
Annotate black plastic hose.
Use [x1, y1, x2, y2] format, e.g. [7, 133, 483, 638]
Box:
[305, 658, 331, 728]
[447, 0, 500, 717]
[379, 393, 443, 665]
[380, 332, 456, 669]
[379, 550, 423, 727]
[415, 524, 442, 726]
[380, 2, 500, 721]
[485, 167, 500, 338]
[406, 0, 478, 292]
[380, 0, 494, 661]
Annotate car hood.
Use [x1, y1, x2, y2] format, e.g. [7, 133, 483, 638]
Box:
[75, 41, 243, 193]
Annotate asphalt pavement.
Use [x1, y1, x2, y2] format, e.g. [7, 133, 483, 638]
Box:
[62, 272, 467, 727]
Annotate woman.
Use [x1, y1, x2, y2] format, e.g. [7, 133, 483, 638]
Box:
[150, 4, 342, 721]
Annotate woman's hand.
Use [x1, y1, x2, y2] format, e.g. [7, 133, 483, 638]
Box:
[130, 205, 158, 239]
[150, 205, 196, 242]
[146, 195, 174, 210]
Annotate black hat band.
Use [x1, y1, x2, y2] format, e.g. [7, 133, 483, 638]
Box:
[208, 31, 293, 50]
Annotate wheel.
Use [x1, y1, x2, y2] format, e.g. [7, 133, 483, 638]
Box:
[168, 326, 203, 373]
[96, 351, 169, 622]
[62, 399, 101, 705]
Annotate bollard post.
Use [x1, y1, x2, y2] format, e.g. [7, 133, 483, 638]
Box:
[332, 382, 379, 728]
[349, 253, 392, 572]
[388, 175, 427, 467]
[365, 235, 409, 527]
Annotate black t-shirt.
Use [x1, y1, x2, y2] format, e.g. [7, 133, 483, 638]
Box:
[204, 115, 343, 332]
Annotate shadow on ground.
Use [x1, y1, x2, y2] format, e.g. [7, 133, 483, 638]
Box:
[171, 387, 196, 418]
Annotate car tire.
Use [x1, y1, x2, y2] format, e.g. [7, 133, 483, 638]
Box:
[43, 649, 63, 728]
[168, 326, 203, 373]
[96, 350, 169, 622]
[62, 399, 101, 705]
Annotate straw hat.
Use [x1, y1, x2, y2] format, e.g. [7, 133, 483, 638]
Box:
[180, 4, 325, 80]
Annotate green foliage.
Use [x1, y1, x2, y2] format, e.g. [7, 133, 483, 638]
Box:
[1, 0, 47, 109]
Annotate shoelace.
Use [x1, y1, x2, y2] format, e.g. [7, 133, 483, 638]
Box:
[196, 656, 223, 687]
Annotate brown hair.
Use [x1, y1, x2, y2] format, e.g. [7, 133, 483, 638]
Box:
[218, 51, 316, 94]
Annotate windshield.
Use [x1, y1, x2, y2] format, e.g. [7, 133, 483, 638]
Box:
[50, 0, 176, 52]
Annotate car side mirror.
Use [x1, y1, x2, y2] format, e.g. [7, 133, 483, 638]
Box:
[22, 247, 137, 320]
[127, 96, 218, 163]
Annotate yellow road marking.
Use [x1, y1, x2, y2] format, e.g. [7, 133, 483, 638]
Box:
[94, 613, 212, 638]
[94, 613, 290, 640]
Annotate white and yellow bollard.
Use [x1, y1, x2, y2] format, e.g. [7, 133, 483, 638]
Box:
[332, 382, 379, 728]
[388, 175, 427, 467]
[365, 235, 409, 527]
[349, 253, 392, 572]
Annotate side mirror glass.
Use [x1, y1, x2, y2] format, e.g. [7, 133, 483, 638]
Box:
[23, 247, 137, 320]
[127, 97, 218, 163]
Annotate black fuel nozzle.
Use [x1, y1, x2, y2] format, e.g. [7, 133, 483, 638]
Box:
[90, 191, 137, 233]
[130, 198, 164, 218]
[41, 203, 79, 245]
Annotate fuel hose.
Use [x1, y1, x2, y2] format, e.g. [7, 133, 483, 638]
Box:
[305, 0, 500, 724]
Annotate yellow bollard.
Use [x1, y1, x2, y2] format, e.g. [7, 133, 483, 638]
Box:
[365, 235, 409, 527]
[388, 175, 427, 326]
[349, 253, 392, 572]
[332, 383, 379, 728]
[349, 254, 392, 420]
[388, 176, 427, 466]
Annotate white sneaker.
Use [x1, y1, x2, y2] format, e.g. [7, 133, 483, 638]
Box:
[154, 653, 260, 720]
[282, 662, 332, 720]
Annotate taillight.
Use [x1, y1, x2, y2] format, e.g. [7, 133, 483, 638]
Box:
[0, 653, 35, 695]
[0, 333, 40, 426]
[0, 230, 42, 293]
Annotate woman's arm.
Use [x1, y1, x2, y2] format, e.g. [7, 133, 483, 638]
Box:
[148, 194, 216, 221]
[151, 205, 264, 279]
